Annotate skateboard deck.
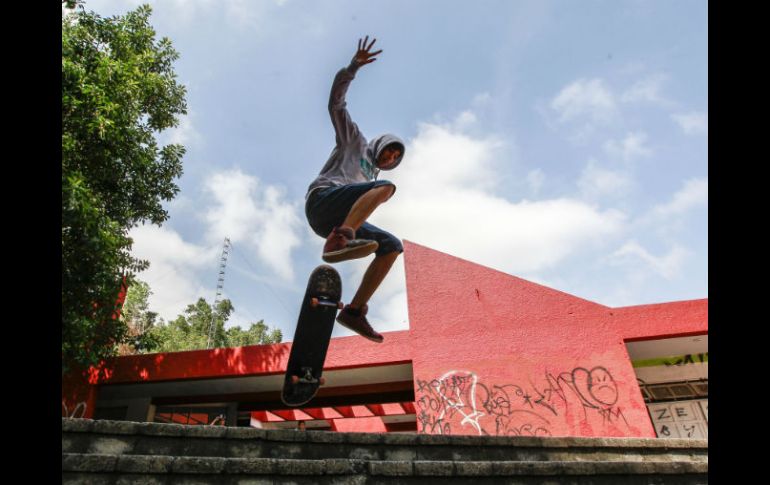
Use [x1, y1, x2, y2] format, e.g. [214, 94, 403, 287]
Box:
[281, 264, 342, 407]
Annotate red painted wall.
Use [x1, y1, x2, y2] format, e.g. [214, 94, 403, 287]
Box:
[93, 332, 412, 385]
[62, 366, 99, 419]
[403, 241, 707, 438]
[62, 242, 707, 438]
[62, 277, 128, 419]
[331, 417, 387, 433]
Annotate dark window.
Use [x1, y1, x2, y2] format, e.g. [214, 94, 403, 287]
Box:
[641, 380, 707, 403]
[93, 406, 128, 421]
[153, 406, 227, 426]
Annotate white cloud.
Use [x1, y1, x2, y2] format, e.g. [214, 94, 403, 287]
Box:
[578, 160, 633, 200]
[190, 0, 293, 30]
[609, 240, 690, 280]
[167, 194, 194, 213]
[603, 132, 653, 163]
[334, 258, 409, 336]
[672, 112, 708, 135]
[550, 78, 618, 125]
[393, 119, 504, 192]
[429, 196, 624, 271]
[472, 92, 492, 107]
[453, 110, 478, 131]
[621, 73, 670, 105]
[62, 3, 78, 19]
[604, 177, 707, 290]
[128, 224, 218, 321]
[527, 169, 545, 195]
[602, 177, 707, 290]
[618, 61, 647, 76]
[84, 0, 289, 31]
[203, 169, 304, 281]
[377, 289, 409, 330]
[650, 178, 708, 220]
[161, 112, 201, 148]
[363, 116, 627, 326]
[128, 169, 306, 323]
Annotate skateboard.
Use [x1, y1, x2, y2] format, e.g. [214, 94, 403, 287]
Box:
[281, 264, 343, 407]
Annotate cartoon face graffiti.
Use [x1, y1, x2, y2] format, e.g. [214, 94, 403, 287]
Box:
[588, 367, 618, 406]
[572, 367, 619, 408]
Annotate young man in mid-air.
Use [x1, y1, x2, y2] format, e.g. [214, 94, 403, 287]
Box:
[305, 36, 405, 343]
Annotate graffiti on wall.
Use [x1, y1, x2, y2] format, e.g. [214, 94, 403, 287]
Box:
[416, 367, 630, 436]
[633, 353, 708, 369]
[664, 353, 708, 366]
[62, 400, 87, 419]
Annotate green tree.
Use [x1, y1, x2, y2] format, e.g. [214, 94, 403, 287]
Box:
[62, 3, 187, 373]
[148, 298, 283, 353]
[118, 280, 161, 355]
[121, 280, 157, 331]
[226, 321, 283, 347]
[150, 298, 233, 353]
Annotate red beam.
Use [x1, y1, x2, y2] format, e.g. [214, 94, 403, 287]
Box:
[294, 409, 313, 421]
[366, 404, 385, 416]
[401, 402, 416, 414]
[263, 411, 284, 422]
[151, 380, 414, 408]
[302, 408, 327, 420]
[302, 407, 342, 420]
[354, 405, 374, 417]
[381, 403, 406, 415]
[270, 410, 296, 421]
[250, 411, 269, 422]
[334, 406, 356, 418]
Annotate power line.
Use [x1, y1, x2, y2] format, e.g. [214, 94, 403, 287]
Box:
[230, 244, 296, 324]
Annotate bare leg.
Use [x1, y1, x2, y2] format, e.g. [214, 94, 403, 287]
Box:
[340, 184, 399, 309]
[342, 185, 395, 231]
[350, 251, 400, 309]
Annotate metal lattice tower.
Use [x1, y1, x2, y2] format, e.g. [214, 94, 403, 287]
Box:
[207, 237, 231, 348]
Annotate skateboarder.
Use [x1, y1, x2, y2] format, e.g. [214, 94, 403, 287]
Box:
[305, 36, 405, 344]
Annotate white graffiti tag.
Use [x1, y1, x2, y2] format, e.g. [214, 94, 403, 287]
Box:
[434, 370, 485, 435]
[62, 401, 87, 419]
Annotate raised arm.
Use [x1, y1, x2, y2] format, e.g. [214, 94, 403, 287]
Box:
[329, 36, 382, 145]
[352, 36, 382, 67]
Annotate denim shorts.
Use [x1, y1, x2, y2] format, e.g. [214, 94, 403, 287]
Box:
[305, 180, 403, 256]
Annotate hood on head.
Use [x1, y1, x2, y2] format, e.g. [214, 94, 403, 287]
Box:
[367, 133, 405, 171]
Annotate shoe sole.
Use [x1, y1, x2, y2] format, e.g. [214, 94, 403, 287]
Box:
[336, 318, 384, 343]
[323, 241, 379, 263]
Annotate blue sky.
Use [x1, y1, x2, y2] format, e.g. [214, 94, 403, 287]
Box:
[71, 0, 708, 340]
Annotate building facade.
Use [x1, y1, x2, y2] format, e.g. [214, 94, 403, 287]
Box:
[62, 241, 708, 438]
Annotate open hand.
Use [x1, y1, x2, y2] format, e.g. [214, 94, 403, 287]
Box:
[352, 36, 382, 67]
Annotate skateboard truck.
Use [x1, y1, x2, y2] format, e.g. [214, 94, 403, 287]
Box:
[291, 367, 326, 386]
[310, 297, 344, 310]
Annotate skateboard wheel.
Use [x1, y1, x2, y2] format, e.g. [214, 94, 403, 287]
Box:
[291, 375, 300, 384]
[310, 297, 319, 307]
[319, 377, 326, 386]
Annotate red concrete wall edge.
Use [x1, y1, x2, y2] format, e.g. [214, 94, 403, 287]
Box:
[403, 240, 707, 438]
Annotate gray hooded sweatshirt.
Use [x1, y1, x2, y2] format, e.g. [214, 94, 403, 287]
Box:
[306, 61, 405, 199]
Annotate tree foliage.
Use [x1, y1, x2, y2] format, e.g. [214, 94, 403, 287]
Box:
[226, 322, 283, 348]
[62, 3, 187, 373]
[117, 280, 284, 355]
[118, 280, 161, 355]
[147, 298, 283, 353]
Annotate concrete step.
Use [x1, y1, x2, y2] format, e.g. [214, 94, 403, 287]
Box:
[63, 418, 708, 464]
[62, 453, 708, 485]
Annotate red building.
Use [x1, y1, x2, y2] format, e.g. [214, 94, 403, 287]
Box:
[62, 241, 708, 439]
